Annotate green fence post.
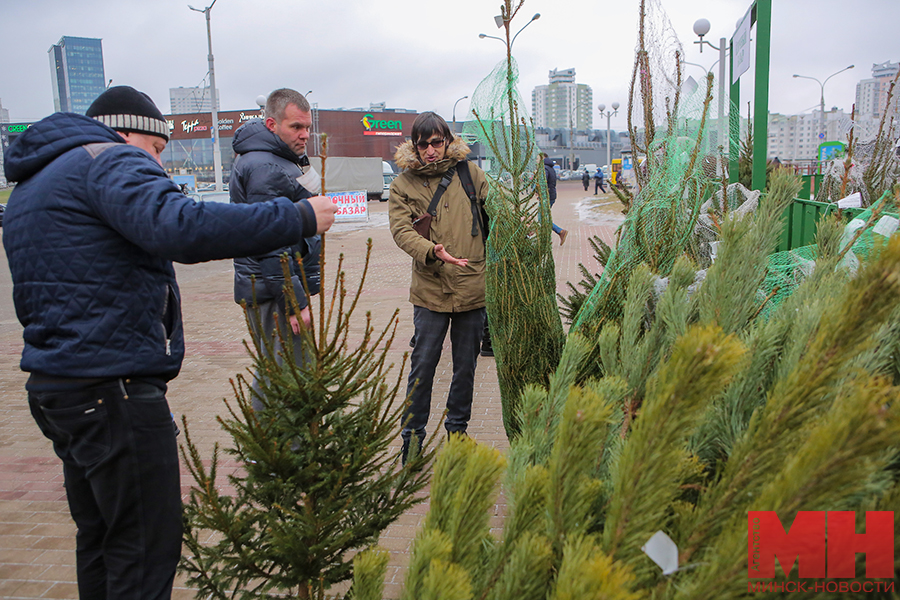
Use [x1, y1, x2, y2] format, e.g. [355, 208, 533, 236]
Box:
[751, 0, 772, 192]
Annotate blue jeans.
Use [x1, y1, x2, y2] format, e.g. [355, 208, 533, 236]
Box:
[402, 306, 486, 445]
[28, 378, 182, 600]
[549, 196, 562, 234]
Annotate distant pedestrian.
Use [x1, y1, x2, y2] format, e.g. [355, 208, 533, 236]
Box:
[594, 168, 606, 194]
[582, 168, 590, 191]
[542, 153, 568, 245]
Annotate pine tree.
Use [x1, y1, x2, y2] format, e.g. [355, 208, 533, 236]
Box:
[354, 230, 900, 596]
[179, 240, 434, 599]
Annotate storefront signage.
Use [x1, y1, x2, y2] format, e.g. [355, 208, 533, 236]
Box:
[362, 113, 402, 137]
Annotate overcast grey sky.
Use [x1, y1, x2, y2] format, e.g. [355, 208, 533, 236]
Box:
[1, 0, 897, 128]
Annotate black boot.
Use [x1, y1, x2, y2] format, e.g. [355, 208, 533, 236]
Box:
[401, 433, 426, 466]
[480, 321, 493, 357]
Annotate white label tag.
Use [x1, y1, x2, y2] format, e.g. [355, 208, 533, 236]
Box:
[642, 531, 679, 575]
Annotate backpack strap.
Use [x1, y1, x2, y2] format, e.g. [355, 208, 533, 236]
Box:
[456, 160, 488, 240]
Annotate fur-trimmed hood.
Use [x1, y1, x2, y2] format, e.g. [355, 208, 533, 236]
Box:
[393, 136, 471, 175]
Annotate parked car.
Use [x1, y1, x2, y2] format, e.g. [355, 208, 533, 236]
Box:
[381, 173, 397, 201]
[187, 191, 231, 203]
[0, 203, 5, 227]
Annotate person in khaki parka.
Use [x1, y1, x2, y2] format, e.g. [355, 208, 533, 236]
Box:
[388, 111, 489, 462]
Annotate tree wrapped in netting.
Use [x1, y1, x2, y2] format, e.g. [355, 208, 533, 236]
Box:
[179, 240, 434, 600]
[462, 0, 565, 440]
[571, 0, 720, 344]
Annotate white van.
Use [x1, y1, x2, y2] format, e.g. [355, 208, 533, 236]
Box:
[381, 161, 396, 201]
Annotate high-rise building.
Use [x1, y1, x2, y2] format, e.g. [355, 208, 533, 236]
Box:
[854, 60, 899, 140]
[48, 36, 106, 115]
[532, 68, 593, 130]
[169, 86, 220, 114]
[767, 109, 850, 161]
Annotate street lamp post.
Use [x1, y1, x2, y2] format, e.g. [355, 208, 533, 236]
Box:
[452, 95, 468, 125]
[478, 12, 539, 47]
[793, 65, 854, 145]
[598, 102, 619, 175]
[693, 18, 727, 177]
[189, 0, 223, 192]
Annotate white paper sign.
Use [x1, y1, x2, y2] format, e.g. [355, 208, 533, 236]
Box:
[327, 190, 368, 222]
[873, 216, 899, 238]
[732, 6, 752, 85]
[835, 192, 862, 209]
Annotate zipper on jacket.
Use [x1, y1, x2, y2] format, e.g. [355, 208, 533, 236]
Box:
[161, 284, 177, 356]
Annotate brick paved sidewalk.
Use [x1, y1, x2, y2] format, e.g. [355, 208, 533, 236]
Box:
[0, 180, 623, 599]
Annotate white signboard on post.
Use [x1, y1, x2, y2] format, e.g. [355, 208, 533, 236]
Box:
[732, 6, 752, 84]
[328, 190, 369, 222]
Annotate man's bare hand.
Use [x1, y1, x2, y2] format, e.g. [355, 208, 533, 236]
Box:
[288, 307, 312, 334]
[306, 195, 338, 234]
[434, 244, 468, 267]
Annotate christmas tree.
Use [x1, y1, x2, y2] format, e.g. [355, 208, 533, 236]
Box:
[179, 240, 434, 599]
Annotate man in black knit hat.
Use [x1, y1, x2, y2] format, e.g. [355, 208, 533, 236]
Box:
[2, 86, 336, 599]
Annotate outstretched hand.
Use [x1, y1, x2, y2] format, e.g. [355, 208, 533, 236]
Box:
[434, 244, 468, 267]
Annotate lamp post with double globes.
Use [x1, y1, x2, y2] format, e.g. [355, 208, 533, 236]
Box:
[692, 18, 728, 177]
[598, 102, 619, 177]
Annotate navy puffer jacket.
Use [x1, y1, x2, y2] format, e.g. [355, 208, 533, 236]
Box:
[2, 112, 315, 380]
[230, 119, 321, 312]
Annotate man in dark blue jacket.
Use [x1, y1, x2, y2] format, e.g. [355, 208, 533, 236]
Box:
[2, 86, 337, 600]
[230, 89, 322, 408]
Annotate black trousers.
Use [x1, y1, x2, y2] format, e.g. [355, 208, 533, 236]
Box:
[402, 306, 486, 444]
[28, 379, 182, 600]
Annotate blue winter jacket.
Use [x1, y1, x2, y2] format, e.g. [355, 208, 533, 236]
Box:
[230, 119, 321, 313]
[2, 112, 316, 380]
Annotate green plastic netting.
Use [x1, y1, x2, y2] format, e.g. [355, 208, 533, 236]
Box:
[570, 0, 725, 339]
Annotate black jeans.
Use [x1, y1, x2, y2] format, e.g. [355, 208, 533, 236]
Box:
[402, 306, 486, 445]
[28, 379, 182, 600]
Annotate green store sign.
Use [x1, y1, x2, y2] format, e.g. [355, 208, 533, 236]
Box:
[361, 113, 402, 132]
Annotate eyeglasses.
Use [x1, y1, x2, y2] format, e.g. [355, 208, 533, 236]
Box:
[416, 138, 446, 150]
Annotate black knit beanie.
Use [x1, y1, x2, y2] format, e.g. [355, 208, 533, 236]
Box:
[86, 86, 169, 141]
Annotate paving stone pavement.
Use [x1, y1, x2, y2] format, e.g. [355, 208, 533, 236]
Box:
[0, 180, 624, 599]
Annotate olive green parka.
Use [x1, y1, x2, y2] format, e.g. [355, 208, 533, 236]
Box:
[388, 136, 489, 313]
